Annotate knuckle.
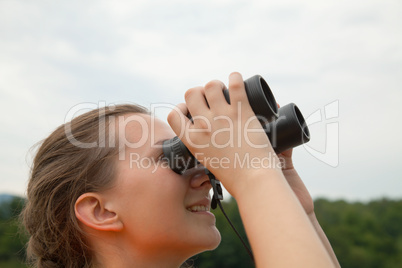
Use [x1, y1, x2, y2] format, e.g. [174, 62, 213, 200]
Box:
[229, 72, 243, 86]
[184, 86, 203, 100]
[204, 80, 223, 91]
[230, 72, 243, 84]
[167, 103, 186, 125]
[229, 79, 244, 92]
[230, 80, 244, 90]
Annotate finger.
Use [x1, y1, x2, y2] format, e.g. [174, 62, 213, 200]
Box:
[167, 103, 191, 137]
[204, 80, 228, 109]
[227, 72, 248, 106]
[184, 86, 209, 117]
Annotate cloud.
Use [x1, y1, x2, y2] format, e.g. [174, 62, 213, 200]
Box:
[0, 0, 401, 199]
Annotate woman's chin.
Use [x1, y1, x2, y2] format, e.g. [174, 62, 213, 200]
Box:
[209, 227, 222, 250]
[194, 227, 222, 253]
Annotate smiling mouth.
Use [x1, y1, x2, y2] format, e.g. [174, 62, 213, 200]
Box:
[187, 205, 210, 212]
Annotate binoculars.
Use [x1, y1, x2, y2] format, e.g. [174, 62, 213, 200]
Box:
[162, 75, 310, 175]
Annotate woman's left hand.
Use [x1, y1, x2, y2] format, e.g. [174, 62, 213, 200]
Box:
[278, 145, 314, 215]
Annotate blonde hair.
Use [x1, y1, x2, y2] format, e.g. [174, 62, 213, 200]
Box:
[21, 104, 149, 268]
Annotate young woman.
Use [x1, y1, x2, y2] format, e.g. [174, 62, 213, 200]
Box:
[22, 72, 339, 267]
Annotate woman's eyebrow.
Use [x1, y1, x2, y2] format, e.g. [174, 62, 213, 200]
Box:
[152, 140, 165, 148]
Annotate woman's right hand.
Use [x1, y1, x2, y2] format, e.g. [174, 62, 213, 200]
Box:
[167, 72, 282, 196]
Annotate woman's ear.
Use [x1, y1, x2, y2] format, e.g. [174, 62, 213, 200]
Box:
[75, 193, 123, 232]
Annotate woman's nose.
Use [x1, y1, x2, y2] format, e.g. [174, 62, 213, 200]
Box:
[189, 168, 211, 189]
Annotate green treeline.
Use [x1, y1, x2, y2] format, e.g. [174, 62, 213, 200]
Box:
[1, 196, 401, 268]
[314, 198, 402, 268]
[193, 198, 402, 268]
[0, 196, 26, 268]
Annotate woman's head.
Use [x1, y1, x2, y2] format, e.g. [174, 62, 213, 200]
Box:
[22, 104, 221, 268]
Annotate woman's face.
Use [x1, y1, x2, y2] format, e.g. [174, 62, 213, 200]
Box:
[106, 113, 221, 257]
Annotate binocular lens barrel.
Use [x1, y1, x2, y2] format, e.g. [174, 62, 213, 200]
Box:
[264, 103, 310, 154]
[162, 75, 311, 174]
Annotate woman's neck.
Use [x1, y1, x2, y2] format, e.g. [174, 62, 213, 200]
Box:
[92, 238, 194, 268]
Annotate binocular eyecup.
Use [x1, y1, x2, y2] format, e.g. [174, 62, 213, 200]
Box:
[162, 136, 197, 174]
[162, 75, 310, 174]
[223, 75, 279, 122]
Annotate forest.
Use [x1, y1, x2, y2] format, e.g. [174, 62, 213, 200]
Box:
[1, 195, 401, 267]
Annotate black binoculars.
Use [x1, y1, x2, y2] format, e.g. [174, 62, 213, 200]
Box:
[162, 75, 310, 175]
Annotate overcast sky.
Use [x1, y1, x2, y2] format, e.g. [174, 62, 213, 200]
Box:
[1, 0, 401, 200]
